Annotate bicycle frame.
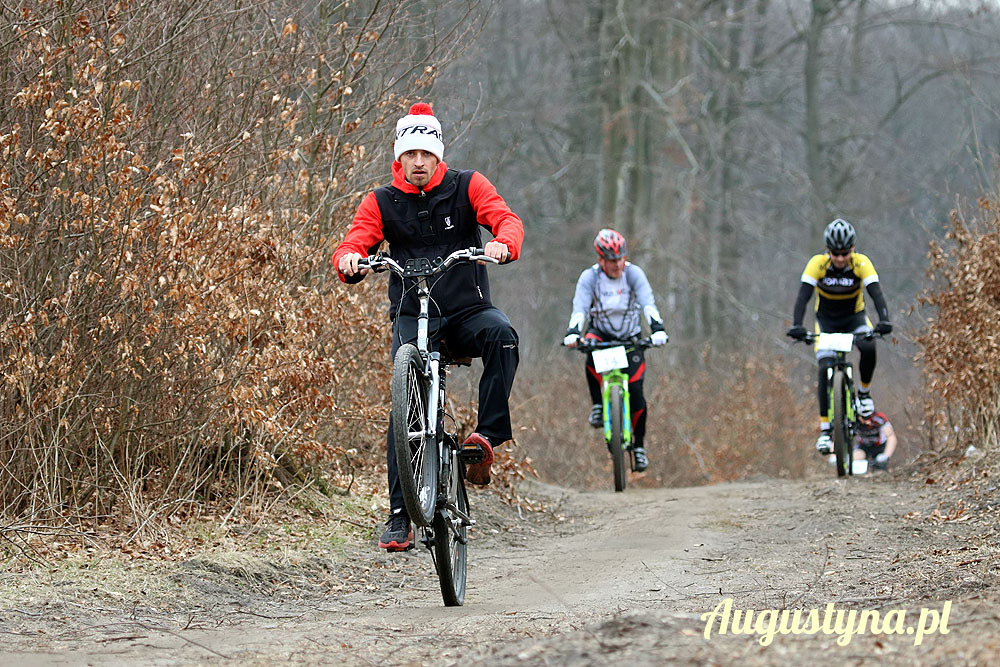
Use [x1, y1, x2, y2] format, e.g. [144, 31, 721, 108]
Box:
[798, 331, 882, 477]
[366, 251, 496, 450]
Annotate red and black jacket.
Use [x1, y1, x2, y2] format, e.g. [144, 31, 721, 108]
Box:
[332, 161, 523, 320]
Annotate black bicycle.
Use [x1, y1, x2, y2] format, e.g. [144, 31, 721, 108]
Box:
[360, 247, 498, 606]
[795, 331, 882, 477]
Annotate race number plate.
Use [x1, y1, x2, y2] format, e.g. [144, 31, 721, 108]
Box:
[592, 346, 629, 373]
[815, 332, 854, 352]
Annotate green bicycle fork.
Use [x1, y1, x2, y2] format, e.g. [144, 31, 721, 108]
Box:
[825, 364, 856, 424]
[602, 369, 632, 448]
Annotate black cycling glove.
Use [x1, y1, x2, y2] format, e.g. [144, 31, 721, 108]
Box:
[786, 325, 808, 341]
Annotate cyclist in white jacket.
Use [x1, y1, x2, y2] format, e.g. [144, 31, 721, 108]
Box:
[563, 229, 668, 471]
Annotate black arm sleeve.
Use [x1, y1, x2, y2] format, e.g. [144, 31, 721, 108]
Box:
[866, 282, 890, 322]
[792, 282, 814, 326]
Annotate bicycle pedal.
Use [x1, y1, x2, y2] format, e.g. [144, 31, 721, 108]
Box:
[459, 443, 486, 464]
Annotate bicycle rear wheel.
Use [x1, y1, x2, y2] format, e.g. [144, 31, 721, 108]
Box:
[433, 461, 468, 607]
[391, 343, 438, 527]
[609, 385, 627, 492]
[831, 369, 852, 478]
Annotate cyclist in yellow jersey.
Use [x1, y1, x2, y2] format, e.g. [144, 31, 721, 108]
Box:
[786, 219, 893, 455]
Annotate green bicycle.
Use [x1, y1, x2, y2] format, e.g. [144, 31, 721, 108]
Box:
[571, 337, 657, 492]
[798, 331, 882, 478]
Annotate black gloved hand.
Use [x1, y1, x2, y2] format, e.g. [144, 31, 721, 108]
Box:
[786, 325, 808, 341]
[875, 321, 893, 335]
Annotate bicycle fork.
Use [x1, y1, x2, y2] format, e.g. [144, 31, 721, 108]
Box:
[825, 362, 857, 425]
[602, 370, 632, 447]
[424, 356, 475, 548]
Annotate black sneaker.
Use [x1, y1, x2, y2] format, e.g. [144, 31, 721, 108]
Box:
[588, 404, 603, 428]
[633, 447, 649, 472]
[378, 511, 413, 551]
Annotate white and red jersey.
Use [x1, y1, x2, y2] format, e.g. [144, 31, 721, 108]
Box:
[856, 411, 890, 449]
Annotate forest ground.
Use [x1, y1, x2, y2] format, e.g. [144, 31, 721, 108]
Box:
[1, 454, 998, 666]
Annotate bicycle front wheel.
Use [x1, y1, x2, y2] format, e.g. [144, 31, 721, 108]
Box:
[391, 343, 438, 527]
[609, 385, 627, 492]
[831, 369, 852, 478]
[433, 461, 468, 607]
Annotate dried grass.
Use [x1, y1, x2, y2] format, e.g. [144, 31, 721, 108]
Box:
[518, 343, 815, 491]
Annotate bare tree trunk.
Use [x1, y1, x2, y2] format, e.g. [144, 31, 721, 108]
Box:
[850, 0, 869, 95]
[805, 0, 836, 237]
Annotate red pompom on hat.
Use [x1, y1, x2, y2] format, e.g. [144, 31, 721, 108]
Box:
[394, 102, 443, 161]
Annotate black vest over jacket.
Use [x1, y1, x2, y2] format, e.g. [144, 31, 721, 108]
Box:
[373, 169, 492, 320]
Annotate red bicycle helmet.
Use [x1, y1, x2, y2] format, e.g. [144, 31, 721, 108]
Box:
[594, 228, 627, 260]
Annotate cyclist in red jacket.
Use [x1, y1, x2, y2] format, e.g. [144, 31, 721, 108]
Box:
[333, 103, 524, 551]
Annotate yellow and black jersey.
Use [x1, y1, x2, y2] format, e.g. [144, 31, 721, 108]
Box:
[800, 252, 879, 320]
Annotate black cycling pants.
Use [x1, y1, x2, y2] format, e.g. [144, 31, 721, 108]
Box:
[386, 307, 519, 515]
[583, 330, 648, 449]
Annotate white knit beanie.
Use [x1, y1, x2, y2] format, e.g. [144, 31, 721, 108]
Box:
[393, 102, 444, 161]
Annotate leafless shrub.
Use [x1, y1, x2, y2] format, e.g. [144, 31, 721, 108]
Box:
[916, 196, 1000, 455]
[0, 0, 486, 532]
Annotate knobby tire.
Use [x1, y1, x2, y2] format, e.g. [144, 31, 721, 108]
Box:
[832, 369, 852, 478]
[391, 343, 438, 527]
[433, 461, 468, 606]
[610, 385, 627, 492]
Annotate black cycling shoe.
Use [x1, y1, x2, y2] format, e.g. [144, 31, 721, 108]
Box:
[378, 511, 413, 551]
[633, 447, 649, 472]
[588, 404, 603, 428]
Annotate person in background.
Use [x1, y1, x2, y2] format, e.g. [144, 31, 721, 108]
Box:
[563, 229, 668, 472]
[854, 405, 897, 470]
[786, 218, 892, 455]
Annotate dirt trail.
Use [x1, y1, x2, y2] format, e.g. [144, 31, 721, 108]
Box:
[2, 470, 999, 665]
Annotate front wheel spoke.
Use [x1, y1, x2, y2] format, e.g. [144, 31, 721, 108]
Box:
[411, 443, 425, 471]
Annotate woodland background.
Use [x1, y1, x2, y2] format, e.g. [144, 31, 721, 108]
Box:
[2, 0, 1000, 535]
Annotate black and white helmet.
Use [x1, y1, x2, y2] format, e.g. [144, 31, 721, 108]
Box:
[824, 218, 856, 251]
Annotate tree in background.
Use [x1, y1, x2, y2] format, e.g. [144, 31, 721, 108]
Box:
[438, 0, 1000, 481]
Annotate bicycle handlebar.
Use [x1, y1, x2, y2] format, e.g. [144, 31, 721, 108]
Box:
[359, 247, 499, 278]
[569, 337, 655, 352]
[792, 331, 884, 344]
